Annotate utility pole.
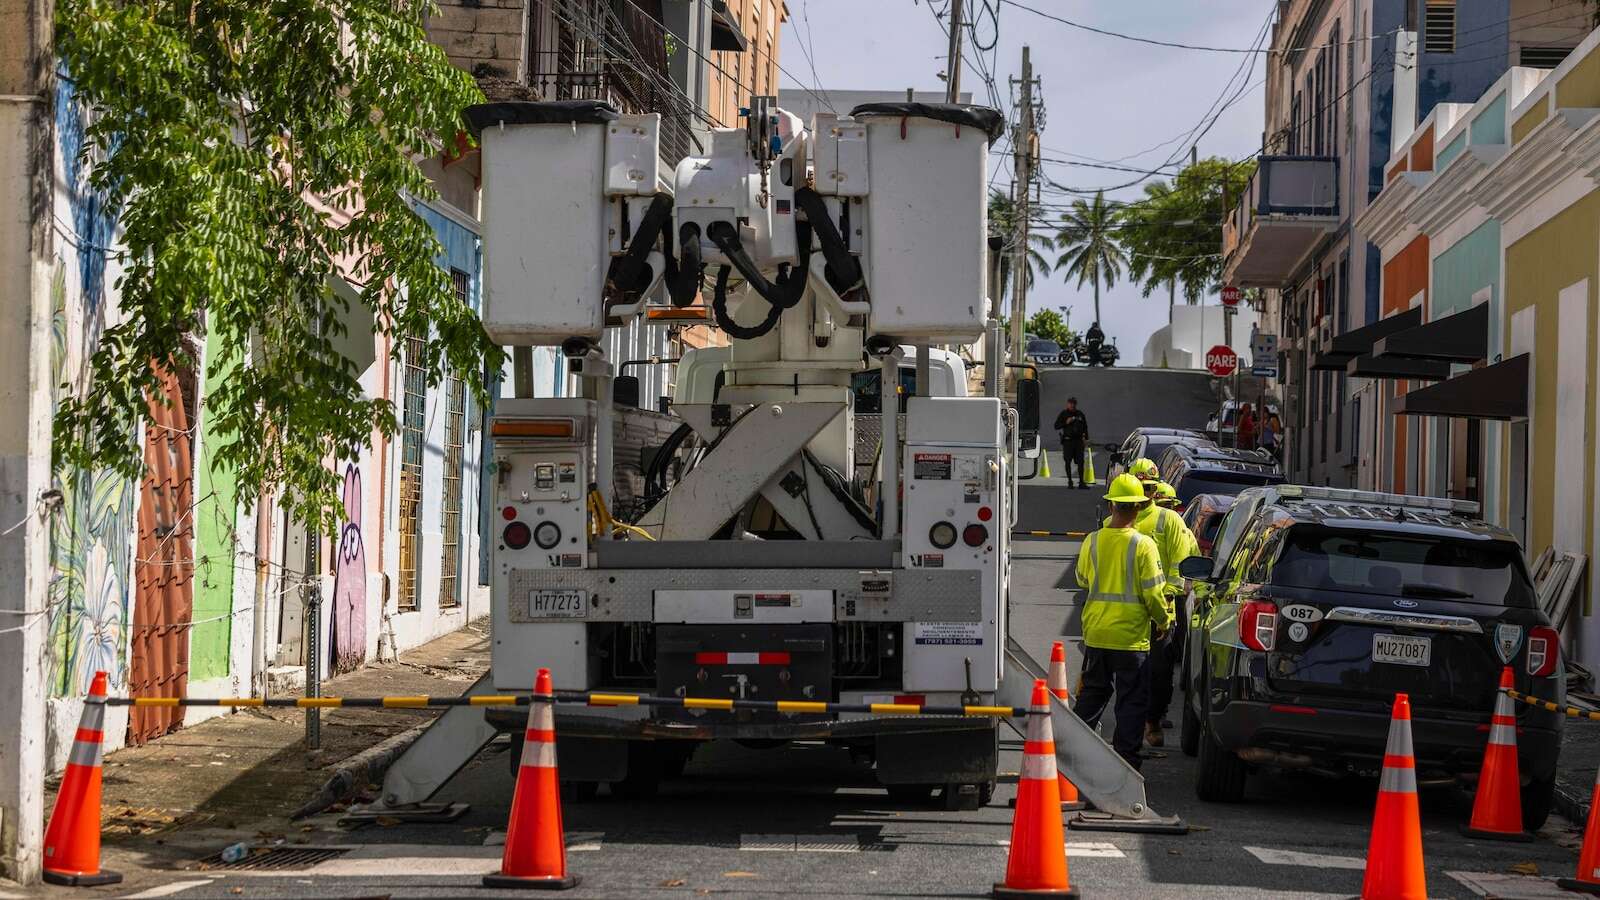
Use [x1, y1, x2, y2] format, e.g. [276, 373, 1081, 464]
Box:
[945, 0, 964, 103]
[1009, 46, 1035, 366]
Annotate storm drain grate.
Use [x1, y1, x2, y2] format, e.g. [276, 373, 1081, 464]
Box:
[200, 846, 350, 871]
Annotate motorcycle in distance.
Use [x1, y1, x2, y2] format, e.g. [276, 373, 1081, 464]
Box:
[1068, 333, 1119, 367]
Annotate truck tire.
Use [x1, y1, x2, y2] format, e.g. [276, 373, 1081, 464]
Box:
[1522, 773, 1556, 831]
[1195, 718, 1247, 803]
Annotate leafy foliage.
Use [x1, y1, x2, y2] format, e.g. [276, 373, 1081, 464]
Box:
[987, 189, 1053, 304]
[53, 0, 498, 534]
[1025, 308, 1074, 346]
[1051, 191, 1127, 326]
[1117, 157, 1255, 307]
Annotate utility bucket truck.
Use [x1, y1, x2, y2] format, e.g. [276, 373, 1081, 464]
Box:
[372, 97, 1176, 826]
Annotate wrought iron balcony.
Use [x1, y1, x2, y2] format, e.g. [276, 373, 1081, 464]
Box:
[1221, 155, 1340, 288]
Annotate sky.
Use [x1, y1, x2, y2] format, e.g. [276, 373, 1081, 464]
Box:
[777, 0, 1272, 357]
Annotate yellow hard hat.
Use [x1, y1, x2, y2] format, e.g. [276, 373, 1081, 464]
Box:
[1155, 482, 1179, 506]
[1104, 473, 1148, 504]
[1130, 457, 1160, 480]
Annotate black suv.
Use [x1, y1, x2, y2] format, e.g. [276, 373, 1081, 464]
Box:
[1156, 444, 1283, 509]
[1106, 427, 1212, 482]
[1178, 485, 1563, 825]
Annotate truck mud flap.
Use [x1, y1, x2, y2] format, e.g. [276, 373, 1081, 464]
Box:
[1000, 636, 1185, 833]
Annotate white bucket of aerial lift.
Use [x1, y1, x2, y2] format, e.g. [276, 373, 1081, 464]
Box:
[476, 110, 663, 345]
[811, 109, 991, 345]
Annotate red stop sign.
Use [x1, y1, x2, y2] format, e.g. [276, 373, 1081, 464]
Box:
[1206, 345, 1238, 377]
[1221, 285, 1241, 307]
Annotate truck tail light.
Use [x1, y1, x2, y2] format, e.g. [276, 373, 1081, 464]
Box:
[1527, 625, 1560, 677]
[1240, 600, 1277, 652]
[962, 523, 988, 547]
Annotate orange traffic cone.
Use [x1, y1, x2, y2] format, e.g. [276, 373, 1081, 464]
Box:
[41, 671, 121, 886]
[1558, 763, 1600, 894]
[484, 668, 579, 890]
[1462, 667, 1532, 841]
[994, 678, 1075, 898]
[1047, 642, 1087, 812]
[1359, 693, 1427, 900]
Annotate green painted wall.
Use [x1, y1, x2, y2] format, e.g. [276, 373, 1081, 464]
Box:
[1431, 220, 1500, 317]
[191, 332, 241, 680]
[1436, 133, 1466, 170]
[1504, 191, 1600, 566]
[1470, 93, 1506, 146]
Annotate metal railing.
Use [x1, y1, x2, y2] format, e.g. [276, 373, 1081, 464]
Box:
[528, 0, 698, 167]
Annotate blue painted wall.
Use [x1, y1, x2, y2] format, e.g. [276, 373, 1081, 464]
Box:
[1431, 219, 1500, 317]
[1415, 0, 1511, 122]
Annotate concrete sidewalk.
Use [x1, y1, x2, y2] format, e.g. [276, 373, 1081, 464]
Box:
[40, 618, 490, 894]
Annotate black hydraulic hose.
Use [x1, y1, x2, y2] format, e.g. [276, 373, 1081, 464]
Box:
[668, 222, 704, 308]
[605, 193, 674, 297]
[706, 220, 808, 310]
[711, 264, 784, 340]
[803, 449, 879, 536]
[792, 187, 863, 293]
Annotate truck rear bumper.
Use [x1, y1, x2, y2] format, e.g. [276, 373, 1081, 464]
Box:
[487, 706, 996, 741]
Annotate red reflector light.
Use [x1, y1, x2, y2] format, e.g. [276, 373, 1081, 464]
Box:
[893, 695, 926, 707]
[503, 521, 532, 550]
[1527, 625, 1560, 677]
[977, 506, 993, 522]
[1269, 704, 1317, 716]
[963, 523, 988, 547]
[693, 652, 792, 666]
[1240, 600, 1277, 652]
[501, 506, 518, 521]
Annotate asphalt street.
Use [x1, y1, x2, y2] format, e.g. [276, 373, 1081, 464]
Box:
[54, 487, 1589, 899]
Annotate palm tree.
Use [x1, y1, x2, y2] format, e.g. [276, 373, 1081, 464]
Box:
[1053, 191, 1128, 326]
[987, 190, 1053, 306]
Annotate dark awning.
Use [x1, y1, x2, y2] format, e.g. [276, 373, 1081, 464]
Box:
[1345, 352, 1449, 381]
[1309, 306, 1423, 370]
[711, 1, 749, 51]
[1371, 302, 1488, 363]
[1394, 354, 1529, 421]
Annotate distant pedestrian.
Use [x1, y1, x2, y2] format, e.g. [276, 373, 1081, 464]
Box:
[1053, 396, 1090, 489]
[1237, 403, 1257, 450]
[1259, 410, 1280, 460]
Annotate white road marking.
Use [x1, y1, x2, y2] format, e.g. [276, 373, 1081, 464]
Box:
[995, 840, 1126, 858]
[741, 833, 860, 852]
[482, 830, 603, 850]
[1446, 870, 1574, 898]
[1243, 846, 1365, 870]
[117, 880, 217, 898]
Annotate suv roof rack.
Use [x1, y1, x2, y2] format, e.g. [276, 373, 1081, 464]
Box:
[1270, 484, 1480, 517]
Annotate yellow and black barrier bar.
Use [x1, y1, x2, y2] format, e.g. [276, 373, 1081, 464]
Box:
[1504, 687, 1600, 721]
[1013, 530, 1088, 538]
[105, 692, 1029, 718]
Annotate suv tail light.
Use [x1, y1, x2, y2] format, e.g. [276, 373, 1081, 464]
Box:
[1527, 625, 1560, 677]
[1240, 600, 1277, 652]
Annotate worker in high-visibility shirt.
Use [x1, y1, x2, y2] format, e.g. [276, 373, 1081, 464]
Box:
[1075, 473, 1173, 770]
[1145, 480, 1200, 748]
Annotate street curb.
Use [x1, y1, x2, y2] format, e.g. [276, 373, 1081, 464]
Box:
[290, 721, 429, 820]
[1557, 781, 1591, 827]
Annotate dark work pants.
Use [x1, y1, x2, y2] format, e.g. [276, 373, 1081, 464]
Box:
[1073, 646, 1150, 770]
[1146, 595, 1187, 726]
[1062, 441, 1086, 485]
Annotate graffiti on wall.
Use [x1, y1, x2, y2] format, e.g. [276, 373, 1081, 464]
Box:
[45, 70, 136, 699]
[330, 464, 368, 673]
